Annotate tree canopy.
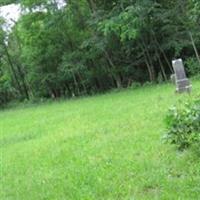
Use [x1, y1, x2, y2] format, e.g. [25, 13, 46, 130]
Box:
[0, 0, 199, 105]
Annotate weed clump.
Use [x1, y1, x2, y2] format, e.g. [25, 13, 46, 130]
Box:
[164, 96, 200, 150]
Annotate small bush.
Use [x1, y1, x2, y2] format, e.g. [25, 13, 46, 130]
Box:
[185, 57, 200, 76]
[164, 97, 200, 150]
[130, 82, 141, 89]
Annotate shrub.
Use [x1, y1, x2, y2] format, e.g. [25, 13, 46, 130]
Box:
[185, 57, 200, 76]
[164, 97, 200, 150]
[130, 82, 141, 89]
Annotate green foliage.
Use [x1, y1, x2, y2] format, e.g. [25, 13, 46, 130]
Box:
[185, 57, 200, 76]
[1, 0, 200, 105]
[0, 67, 15, 105]
[130, 81, 141, 89]
[0, 0, 17, 6]
[164, 97, 200, 150]
[98, 5, 139, 41]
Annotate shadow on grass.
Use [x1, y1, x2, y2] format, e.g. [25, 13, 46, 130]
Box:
[0, 131, 42, 148]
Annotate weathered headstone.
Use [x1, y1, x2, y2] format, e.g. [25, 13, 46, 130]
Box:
[172, 58, 192, 93]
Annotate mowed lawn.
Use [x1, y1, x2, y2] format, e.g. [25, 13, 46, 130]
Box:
[1, 81, 200, 200]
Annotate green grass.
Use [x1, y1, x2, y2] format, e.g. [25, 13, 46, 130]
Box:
[1, 81, 200, 200]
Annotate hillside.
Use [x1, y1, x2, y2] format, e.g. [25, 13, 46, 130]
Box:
[1, 81, 200, 200]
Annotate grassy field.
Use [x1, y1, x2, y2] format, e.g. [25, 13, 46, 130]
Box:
[1, 81, 200, 200]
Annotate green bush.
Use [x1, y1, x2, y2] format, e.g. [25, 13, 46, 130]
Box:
[130, 82, 141, 89]
[164, 97, 200, 150]
[185, 57, 200, 76]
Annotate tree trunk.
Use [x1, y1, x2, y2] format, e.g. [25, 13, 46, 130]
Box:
[3, 42, 24, 96]
[14, 30, 30, 99]
[152, 33, 173, 73]
[158, 56, 167, 81]
[154, 47, 167, 81]
[139, 42, 155, 82]
[141, 40, 156, 82]
[144, 54, 155, 82]
[77, 72, 87, 94]
[189, 31, 200, 66]
[72, 72, 80, 95]
[103, 50, 122, 88]
[16, 64, 30, 100]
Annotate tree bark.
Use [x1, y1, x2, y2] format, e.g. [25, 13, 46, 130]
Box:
[3, 42, 24, 96]
[103, 50, 122, 88]
[140, 42, 155, 82]
[16, 64, 30, 100]
[152, 33, 173, 73]
[154, 46, 167, 81]
[189, 31, 200, 66]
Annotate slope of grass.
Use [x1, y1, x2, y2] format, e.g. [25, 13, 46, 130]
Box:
[1, 81, 200, 200]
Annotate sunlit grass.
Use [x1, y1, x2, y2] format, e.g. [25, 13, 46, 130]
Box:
[1, 81, 200, 200]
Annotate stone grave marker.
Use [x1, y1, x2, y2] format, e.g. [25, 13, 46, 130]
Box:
[172, 58, 192, 93]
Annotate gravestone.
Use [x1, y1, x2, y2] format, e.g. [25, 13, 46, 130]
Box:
[172, 58, 192, 93]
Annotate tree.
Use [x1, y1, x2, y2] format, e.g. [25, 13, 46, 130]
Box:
[0, 0, 199, 106]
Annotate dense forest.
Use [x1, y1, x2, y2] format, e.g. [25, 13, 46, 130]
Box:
[0, 0, 200, 105]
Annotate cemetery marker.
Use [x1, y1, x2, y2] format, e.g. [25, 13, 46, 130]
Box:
[172, 58, 192, 93]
